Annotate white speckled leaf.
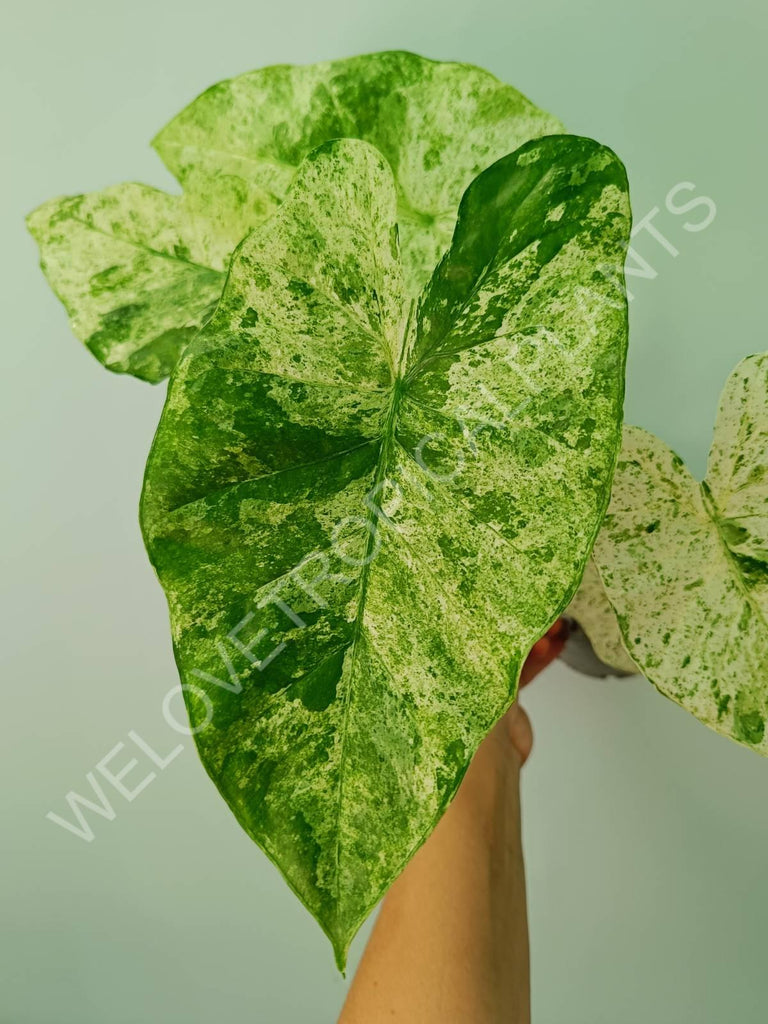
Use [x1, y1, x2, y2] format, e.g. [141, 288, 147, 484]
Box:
[28, 52, 561, 382]
[153, 50, 563, 296]
[566, 558, 638, 673]
[594, 355, 768, 752]
[141, 135, 630, 966]
[25, 184, 245, 382]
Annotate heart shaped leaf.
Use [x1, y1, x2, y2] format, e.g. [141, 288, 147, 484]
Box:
[594, 355, 768, 752]
[28, 52, 561, 383]
[141, 135, 630, 966]
[153, 50, 563, 297]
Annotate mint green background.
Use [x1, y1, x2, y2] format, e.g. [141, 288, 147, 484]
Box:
[2, 1, 767, 1021]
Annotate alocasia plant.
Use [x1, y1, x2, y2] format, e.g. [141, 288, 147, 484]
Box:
[28, 49, 766, 968]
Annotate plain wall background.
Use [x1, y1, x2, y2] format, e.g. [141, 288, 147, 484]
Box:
[2, 1, 767, 1021]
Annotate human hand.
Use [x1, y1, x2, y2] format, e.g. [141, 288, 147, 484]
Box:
[446, 617, 567, 829]
[508, 617, 569, 763]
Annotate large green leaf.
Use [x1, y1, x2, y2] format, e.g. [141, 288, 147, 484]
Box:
[593, 354, 768, 752]
[141, 135, 630, 966]
[28, 52, 561, 383]
[153, 50, 563, 296]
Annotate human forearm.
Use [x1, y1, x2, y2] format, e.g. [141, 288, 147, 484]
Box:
[338, 722, 530, 1024]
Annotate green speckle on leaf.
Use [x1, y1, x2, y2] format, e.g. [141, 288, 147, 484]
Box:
[734, 708, 765, 746]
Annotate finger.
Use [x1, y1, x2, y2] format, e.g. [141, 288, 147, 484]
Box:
[519, 619, 568, 687]
[545, 618, 568, 640]
[504, 704, 534, 765]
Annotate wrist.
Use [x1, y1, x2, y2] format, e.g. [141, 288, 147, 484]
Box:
[444, 735, 522, 846]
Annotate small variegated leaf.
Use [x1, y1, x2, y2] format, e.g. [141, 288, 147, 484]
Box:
[594, 356, 768, 753]
[566, 557, 638, 674]
[141, 135, 630, 966]
[152, 50, 563, 297]
[26, 184, 241, 382]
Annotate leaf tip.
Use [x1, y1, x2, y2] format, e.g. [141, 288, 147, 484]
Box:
[333, 939, 349, 975]
[25, 201, 49, 240]
[319, 909, 355, 974]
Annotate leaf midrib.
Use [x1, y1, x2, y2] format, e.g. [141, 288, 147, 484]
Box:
[327, 207, 552, 912]
[700, 480, 768, 639]
[332, 375, 405, 919]
[59, 210, 225, 276]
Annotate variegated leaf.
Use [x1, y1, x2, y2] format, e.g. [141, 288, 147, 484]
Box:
[566, 557, 638, 674]
[26, 184, 244, 382]
[141, 135, 630, 966]
[153, 50, 563, 297]
[29, 52, 562, 383]
[594, 355, 768, 753]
